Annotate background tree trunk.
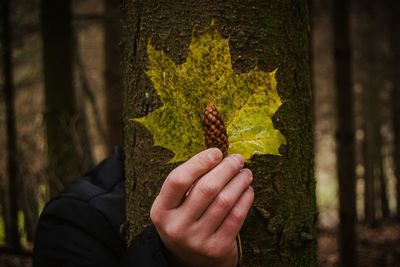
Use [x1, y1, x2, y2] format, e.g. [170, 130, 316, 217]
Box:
[104, 0, 124, 154]
[20, 173, 39, 242]
[122, 1, 315, 266]
[362, 75, 378, 225]
[1, 0, 21, 251]
[355, 0, 390, 225]
[74, 40, 95, 171]
[333, 0, 357, 265]
[40, 0, 81, 196]
[388, 0, 400, 220]
[379, 141, 390, 219]
[360, 5, 379, 225]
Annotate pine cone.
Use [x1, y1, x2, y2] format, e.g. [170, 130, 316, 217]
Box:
[203, 103, 229, 157]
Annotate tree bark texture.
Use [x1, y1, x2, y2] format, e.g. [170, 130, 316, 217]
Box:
[40, 0, 81, 196]
[122, 1, 315, 266]
[1, 0, 21, 250]
[333, 0, 357, 265]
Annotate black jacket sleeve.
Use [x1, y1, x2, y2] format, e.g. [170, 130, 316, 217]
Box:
[33, 146, 170, 267]
[33, 196, 169, 267]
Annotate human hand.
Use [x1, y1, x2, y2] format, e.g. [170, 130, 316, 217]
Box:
[150, 148, 254, 267]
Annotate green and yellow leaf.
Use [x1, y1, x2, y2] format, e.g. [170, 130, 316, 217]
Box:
[132, 21, 286, 162]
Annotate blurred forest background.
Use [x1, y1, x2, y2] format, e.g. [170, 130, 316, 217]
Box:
[1, 0, 400, 266]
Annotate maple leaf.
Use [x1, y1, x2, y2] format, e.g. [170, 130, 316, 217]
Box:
[132, 21, 286, 162]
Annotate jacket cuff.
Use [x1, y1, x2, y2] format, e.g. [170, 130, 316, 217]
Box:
[120, 224, 169, 267]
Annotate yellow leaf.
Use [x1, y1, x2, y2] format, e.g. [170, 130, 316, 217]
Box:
[132, 21, 286, 162]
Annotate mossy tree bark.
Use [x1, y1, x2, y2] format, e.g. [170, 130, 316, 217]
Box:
[122, 1, 315, 266]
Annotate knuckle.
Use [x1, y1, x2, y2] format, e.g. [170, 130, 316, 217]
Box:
[237, 175, 250, 189]
[214, 194, 232, 210]
[228, 208, 245, 224]
[164, 223, 183, 242]
[196, 182, 216, 199]
[203, 243, 224, 259]
[186, 237, 202, 252]
[150, 205, 161, 225]
[150, 197, 165, 226]
[166, 171, 186, 191]
[194, 153, 214, 170]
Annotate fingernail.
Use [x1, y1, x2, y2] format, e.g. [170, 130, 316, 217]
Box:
[207, 148, 221, 161]
[241, 168, 253, 181]
[231, 154, 244, 167]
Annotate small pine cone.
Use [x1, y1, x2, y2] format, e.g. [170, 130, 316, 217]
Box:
[203, 103, 229, 157]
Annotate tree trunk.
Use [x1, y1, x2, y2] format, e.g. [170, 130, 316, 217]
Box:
[1, 0, 21, 251]
[21, 177, 39, 242]
[122, 1, 315, 266]
[104, 0, 124, 154]
[375, 0, 395, 221]
[40, 0, 81, 196]
[74, 41, 95, 171]
[74, 38, 108, 157]
[379, 141, 390, 219]
[333, 0, 357, 265]
[356, 1, 384, 226]
[388, 0, 400, 220]
[362, 74, 378, 225]
[16, 150, 39, 242]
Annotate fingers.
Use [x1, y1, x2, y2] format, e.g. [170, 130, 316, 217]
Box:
[198, 169, 253, 234]
[180, 154, 244, 220]
[150, 150, 253, 267]
[213, 186, 254, 244]
[155, 148, 223, 210]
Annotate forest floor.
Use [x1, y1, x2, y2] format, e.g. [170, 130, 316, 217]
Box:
[0, 255, 31, 267]
[318, 221, 400, 267]
[1, 222, 399, 267]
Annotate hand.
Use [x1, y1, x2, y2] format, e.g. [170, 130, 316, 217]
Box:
[150, 148, 254, 267]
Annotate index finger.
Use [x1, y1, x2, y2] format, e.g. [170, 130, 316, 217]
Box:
[156, 148, 223, 210]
